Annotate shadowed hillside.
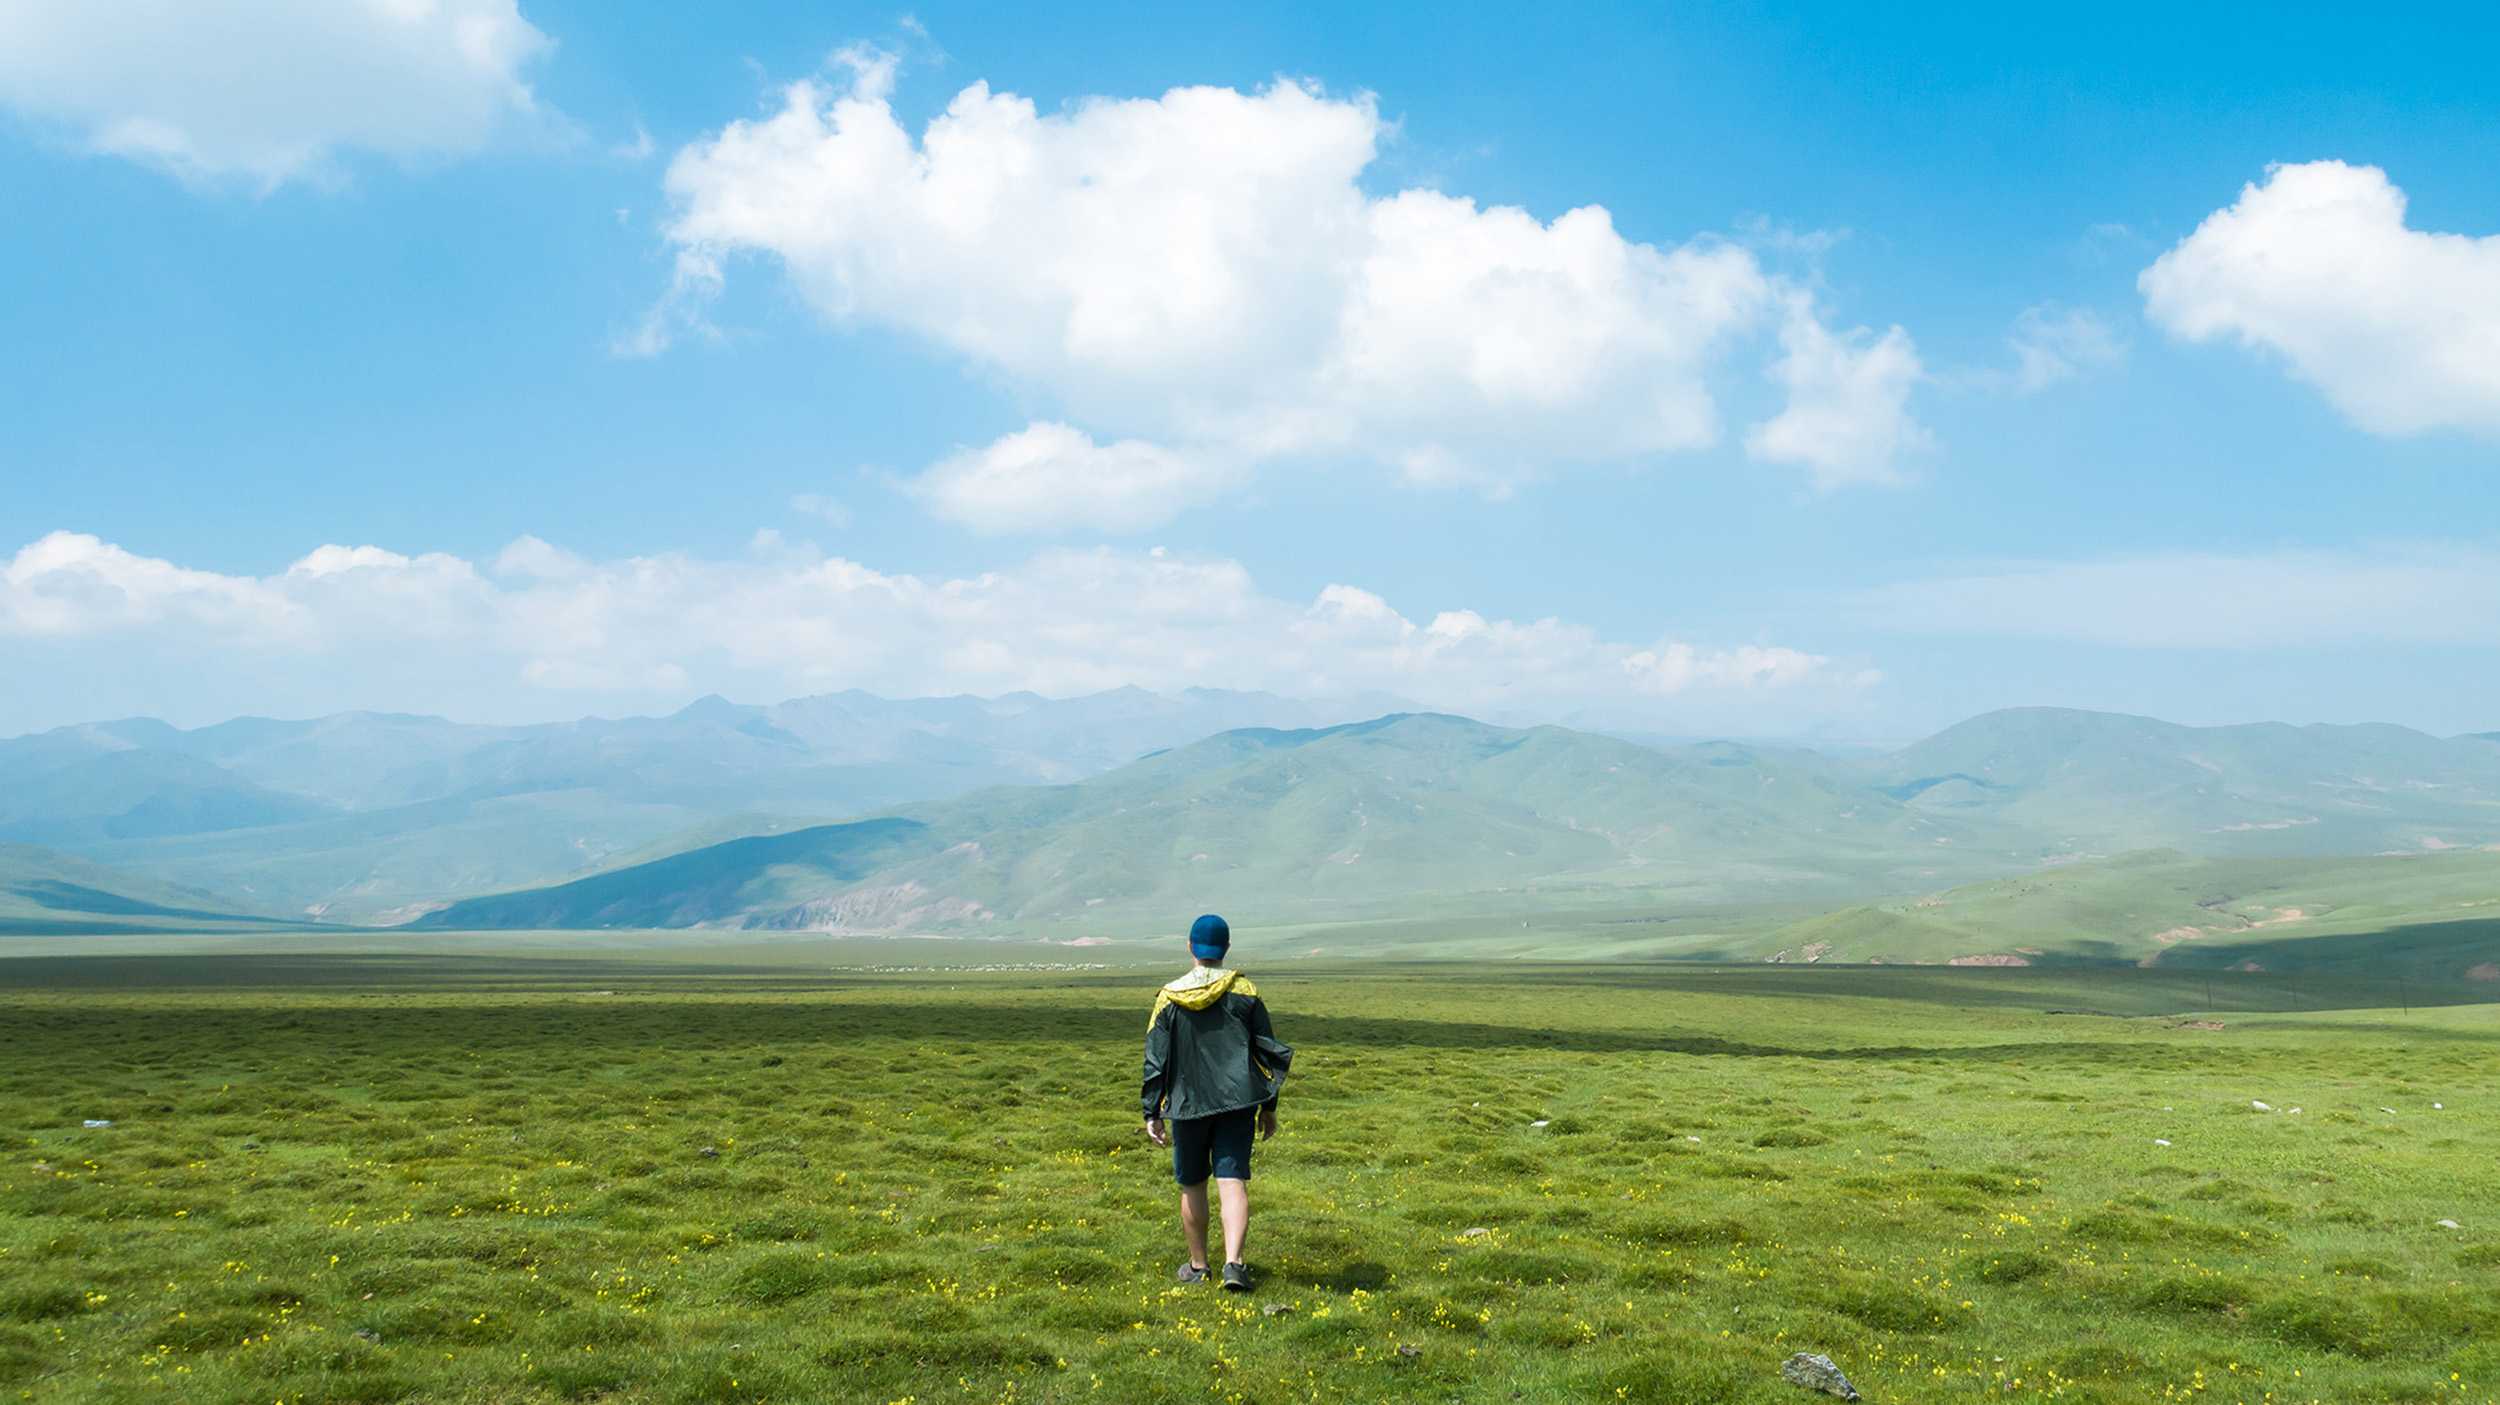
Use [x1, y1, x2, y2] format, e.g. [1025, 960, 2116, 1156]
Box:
[0, 844, 293, 935]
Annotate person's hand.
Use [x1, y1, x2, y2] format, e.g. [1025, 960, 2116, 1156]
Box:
[1257, 1105, 1278, 1141]
[1144, 1117, 1169, 1147]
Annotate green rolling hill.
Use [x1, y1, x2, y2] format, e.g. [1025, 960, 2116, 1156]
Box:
[1759, 848, 2500, 979]
[0, 844, 292, 936]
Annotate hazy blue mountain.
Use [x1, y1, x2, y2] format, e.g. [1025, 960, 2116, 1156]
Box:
[0, 730, 336, 845]
[1862, 707, 2500, 856]
[0, 688, 1415, 921]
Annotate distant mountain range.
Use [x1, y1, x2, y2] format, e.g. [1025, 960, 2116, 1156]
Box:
[412, 707, 2500, 939]
[7, 697, 2499, 941]
[0, 687, 1408, 921]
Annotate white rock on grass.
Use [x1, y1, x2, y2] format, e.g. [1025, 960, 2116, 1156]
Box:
[1529, 1120, 1549, 1129]
[1780, 1351, 1863, 1401]
[2437, 1219, 2462, 1230]
[2251, 1100, 2272, 1111]
[2154, 1138, 2172, 1147]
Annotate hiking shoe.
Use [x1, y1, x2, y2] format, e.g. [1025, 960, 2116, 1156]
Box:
[1175, 1262, 1209, 1285]
[1221, 1262, 1251, 1292]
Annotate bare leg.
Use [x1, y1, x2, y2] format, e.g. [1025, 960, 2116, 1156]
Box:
[1216, 1177, 1250, 1265]
[1179, 1183, 1211, 1269]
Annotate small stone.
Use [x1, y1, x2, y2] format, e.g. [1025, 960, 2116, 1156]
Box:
[1781, 1351, 1862, 1400]
[1260, 1302, 1294, 1316]
[242, 1142, 263, 1152]
[698, 1145, 719, 1159]
[2154, 1139, 2172, 1147]
[1685, 1135, 1702, 1143]
[82, 1119, 112, 1129]
[31, 1163, 52, 1174]
[2287, 1107, 2302, 1115]
[1529, 1120, 1549, 1129]
[2433, 1102, 2444, 1110]
[1460, 1227, 1492, 1238]
[2380, 1107, 2398, 1115]
[353, 1328, 380, 1344]
[2437, 1219, 2462, 1230]
[2250, 1100, 2272, 1111]
[1395, 1343, 1420, 1359]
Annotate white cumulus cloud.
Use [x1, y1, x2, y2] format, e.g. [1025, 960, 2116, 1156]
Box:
[2140, 161, 2500, 437]
[915, 423, 1240, 534]
[646, 58, 1924, 526]
[0, 0, 558, 189]
[0, 530, 1864, 732]
[1744, 298, 1931, 488]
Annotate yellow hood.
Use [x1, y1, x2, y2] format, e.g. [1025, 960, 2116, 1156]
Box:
[1150, 966, 1256, 1024]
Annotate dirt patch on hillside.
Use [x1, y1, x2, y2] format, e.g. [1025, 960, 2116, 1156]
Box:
[2467, 963, 2500, 983]
[2172, 1019, 2226, 1031]
[1947, 953, 2031, 966]
[2152, 925, 2206, 946]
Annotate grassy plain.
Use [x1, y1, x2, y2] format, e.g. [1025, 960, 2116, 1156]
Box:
[2, 950, 2496, 1404]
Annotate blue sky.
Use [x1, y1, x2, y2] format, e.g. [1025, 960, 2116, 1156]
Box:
[2, 1, 2496, 739]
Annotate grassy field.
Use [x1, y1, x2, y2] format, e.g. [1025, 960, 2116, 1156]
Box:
[3, 952, 2496, 1404]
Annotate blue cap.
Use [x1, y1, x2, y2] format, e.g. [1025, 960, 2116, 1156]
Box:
[1188, 913, 1231, 961]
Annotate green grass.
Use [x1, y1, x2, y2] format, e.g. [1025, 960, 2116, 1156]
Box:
[2, 954, 2496, 1403]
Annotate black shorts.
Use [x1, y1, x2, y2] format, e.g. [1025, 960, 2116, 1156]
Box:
[1170, 1107, 1257, 1186]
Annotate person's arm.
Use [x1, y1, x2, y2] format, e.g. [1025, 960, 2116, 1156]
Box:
[1246, 996, 1281, 1139]
[1140, 1003, 1173, 1144]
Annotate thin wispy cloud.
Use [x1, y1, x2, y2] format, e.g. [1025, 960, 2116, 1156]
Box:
[1849, 544, 2500, 648]
[0, 0, 560, 190]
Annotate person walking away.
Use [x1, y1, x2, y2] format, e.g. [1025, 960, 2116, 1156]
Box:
[1140, 913, 1290, 1291]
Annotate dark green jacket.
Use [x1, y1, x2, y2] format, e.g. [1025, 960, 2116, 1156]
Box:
[1140, 967, 1292, 1122]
